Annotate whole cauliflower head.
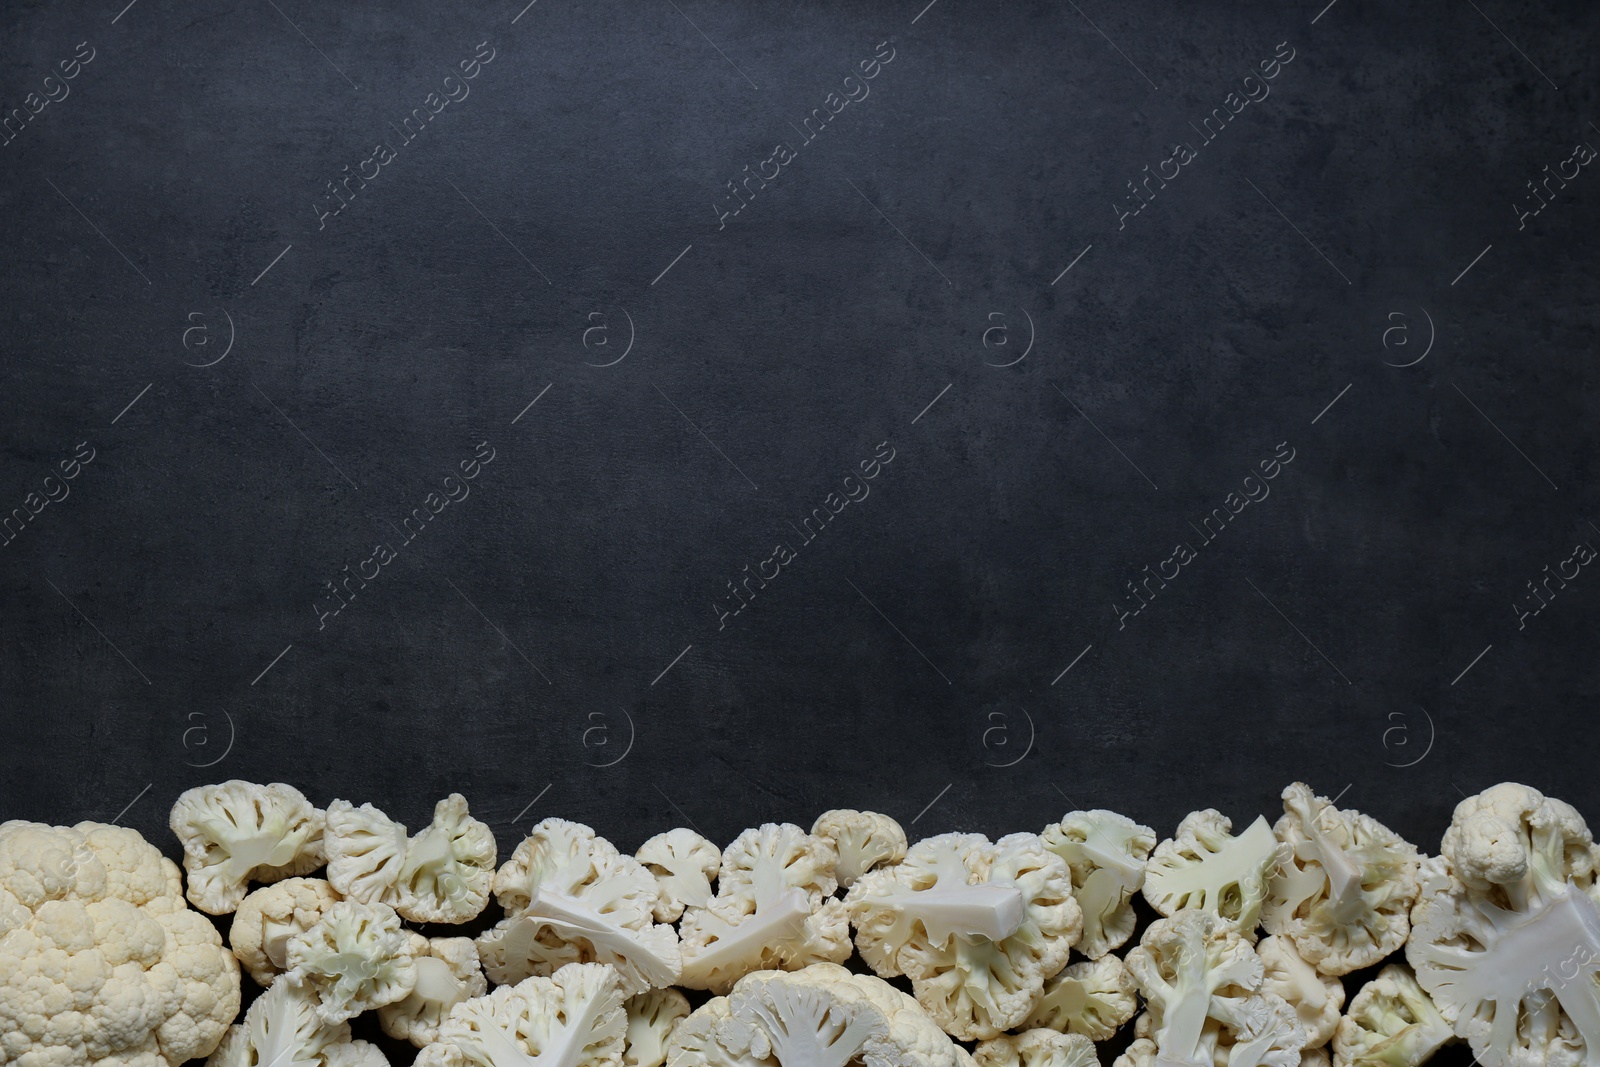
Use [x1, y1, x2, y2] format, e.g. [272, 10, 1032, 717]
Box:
[169, 781, 326, 915]
[229, 877, 342, 988]
[811, 811, 908, 890]
[1143, 812, 1283, 936]
[379, 933, 486, 1048]
[975, 1030, 1098, 1067]
[845, 831, 1082, 1040]
[1256, 936, 1342, 1049]
[1041, 809, 1156, 959]
[0, 819, 241, 1066]
[1331, 965, 1453, 1067]
[425, 962, 629, 1067]
[1024, 955, 1138, 1042]
[625, 988, 692, 1067]
[636, 829, 721, 922]
[284, 899, 417, 1024]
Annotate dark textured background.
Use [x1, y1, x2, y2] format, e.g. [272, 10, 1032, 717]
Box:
[1, 0, 1596, 1056]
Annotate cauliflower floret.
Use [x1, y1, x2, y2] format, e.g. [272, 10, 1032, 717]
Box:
[325, 800, 409, 904]
[479, 818, 681, 995]
[394, 795, 497, 923]
[379, 933, 487, 1048]
[1143, 812, 1283, 936]
[431, 962, 629, 1067]
[325, 1039, 393, 1067]
[1263, 784, 1421, 975]
[229, 877, 342, 988]
[677, 824, 851, 994]
[626, 987, 692, 1067]
[846, 831, 1081, 1040]
[169, 781, 326, 915]
[1024, 955, 1138, 1041]
[1332, 965, 1453, 1067]
[811, 811, 908, 890]
[1213, 995, 1308, 1067]
[1041, 810, 1155, 959]
[1406, 782, 1600, 1067]
[1111, 1038, 1157, 1067]
[284, 899, 417, 1024]
[975, 1030, 1098, 1067]
[1256, 936, 1342, 1049]
[205, 979, 348, 1067]
[1125, 910, 1264, 1066]
[0, 819, 241, 1066]
[637, 829, 722, 922]
[1300, 1049, 1330, 1067]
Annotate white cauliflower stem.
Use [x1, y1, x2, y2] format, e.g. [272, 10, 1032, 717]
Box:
[1143, 812, 1283, 935]
[205, 980, 363, 1067]
[1042, 810, 1155, 960]
[811, 811, 908, 890]
[429, 961, 629, 1067]
[1124, 909, 1266, 1067]
[1256, 937, 1342, 1049]
[169, 781, 326, 915]
[1024, 955, 1138, 1041]
[625, 988, 692, 1067]
[637, 829, 722, 922]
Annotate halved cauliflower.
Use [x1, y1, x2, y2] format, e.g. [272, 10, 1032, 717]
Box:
[284, 899, 417, 1024]
[421, 961, 628, 1067]
[1257, 936, 1342, 1049]
[1332, 964, 1453, 1067]
[811, 810, 908, 890]
[625, 988, 692, 1067]
[845, 831, 1081, 1040]
[323, 795, 495, 924]
[229, 876, 342, 988]
[1143, 811, 1283, 936]
[1263, 784, 1420, 975]
[1024, 955, 1138, 1041]
[1041, 809, 1156, 959]
[206, 979, 378, 1067]
[975, 1029, 1098, 1067]
[0, 819, 241, 1066]
[379, 933, 487, 1048]
[637, 829, 721, 922]
[169, 781, 326, 915]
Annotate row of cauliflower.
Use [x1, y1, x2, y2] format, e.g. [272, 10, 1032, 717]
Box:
[1, 779, 1591, 1067]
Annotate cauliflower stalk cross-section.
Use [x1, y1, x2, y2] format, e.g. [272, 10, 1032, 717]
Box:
[1042, 810, 1156, 959]
[625, 988, 692, 1067]
[421, 962, 629, 1067]
[1024, 956, 1138, 1041]
[637, 830, 722, 922]
[169, 781, 327, 915]
[1256, 937, 1342, 1049]
[205, 980, 368, 1067]
[1124, 910, 1265, 1067]
[324, 794, 496, 924]
[1143, 812, 1283, 935]
[811, 811, 909, 890]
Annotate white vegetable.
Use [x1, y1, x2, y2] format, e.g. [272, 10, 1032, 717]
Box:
[1124, 909, 1265, 1067]
[1143, 811, 1283, 936]
[426, 961, 629, 1067]
[625, 988, 692, 1067]
[1041, 809, 1155, 959]
[323, 794, 496, 923]
[205, 980, 356, 1067]
[1257, 936, 1343, 1049]
[845, 831, 1081, 1040]
[1263, 784, 1420, 975]
[479, 817, 681, 994]
[229, 876, 342, 988]
[169, 780, 326, 915]
[1024, 955, 1138, 1041]
[1331, 964, 1453, 1067]
[1212, 995, 1308, 1067]
[284, 899, 418, 1024]
[380, 932, 488, 1048]
[636, 828, 721, 921]
[975, 1030, 1099, 1067]
[325, 800, 409, 903]
[811, 810, 908, 889]
[1300, 1049, 1330, 1067]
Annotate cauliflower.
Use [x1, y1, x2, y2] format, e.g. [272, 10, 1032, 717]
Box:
[975, 1030, 1098, 1067]
[1301, 1050, 1329, 1067]
[845, 831, 1081, 1040]
[479, 818, 681, 995]
[380, 933, 487, 1048]
[1406, 782, 1600, 1067]
[324, 795, 496, 924]
[229, 877, 342, 988]
[205, 979, 366, 1067]
[1213, 995, 1308, 1067]
[637, 829, 722, 922]
[811, 811, 908, 889]
[1263, 784, 1420, 975]
[169, 781, 326, 915]
[284, 899, 417, 1024]
[0, 819, 241, 1066]
[424, 962, 628, 1067]
[1331, 965, 1453, 1067]
[678, 824, 851, 994]
[1041, 809, 1156, 959]
[1024, 955, 1138, 1041]
[1256, 937, 1342, 1049]
[325, 800, 409, 904]
[625, 988, 692, 1067]
[1124, 909, 1264, 1066]
[1143, 812, 1283, 936]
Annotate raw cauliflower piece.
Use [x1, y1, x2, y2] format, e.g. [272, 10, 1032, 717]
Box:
[1024, 955, 1138, 1041]
[845, 831, 1081, 1040]
[1041, 809, 1156, 959]
[325, 800, 409, 904]
[975, 1030, 1098, 1067]
[479, 818, 681, 995]
[380, 933, 487, 1048]
[425, 962, 629, 1067]
[1406, 782, 1600, 1067]
[1143, 811, 1283, 936]
[1212, 995, 1308, 1067]
[1256, 937, 1342, 1049]
[811, 810, 908, 889]
[625, 988, 692, 1067]
[1301, 1049, 1330, 1067]
[284, 899, 417, 1024]
[325, 795, 496, 924]
[229, 876, 342, 988]
[1332, 965, 1453, 1067]
[637, 829, 721, 921]
[169, 781, 326, 915]
[677, 823, 851, 994]
[1124, 910, 1264, 1066]
[0, 819, 240, 1066]
[1263, 784, 1420, 975]
[205, 979, 360, 1067]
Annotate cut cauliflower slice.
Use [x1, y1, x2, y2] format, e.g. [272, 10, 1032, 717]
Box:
[1213, 994, 1308, 1067]
[380, 932, 487, 1048]
[637, 829, 722, 922]
[206, 979, 351, 1067]
[1406, 781, 1600, 1067]
[811, 810, 908, 890]
[1332, 964, 1453, 1067]
[625, 987, 692, 1067]
[1124, 910, 1264, 1067]
[677, 823, 852, 994]
[845, 831, 1081, 1040]
[1256, 937, 1342, 1049]
[1263, 784, 1420, 975]
[284, 899, 417, 1024]
[1301, 1049, 1329, 1067]
[0, 819, 241, 1066]
[975, 1030, 1099, 1067]
[1143, 811, 1283, 936]
[169, 781, 326, 915]
[429, 961, 629, 1067]
[1041, 809, 1156, 959]
[229, 876, 342, 988]
[479, 818, 681, 995]
[394, 794, 497, 923]
[325, 800, 410, 905]
[1024, 955, 1138, 1041]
